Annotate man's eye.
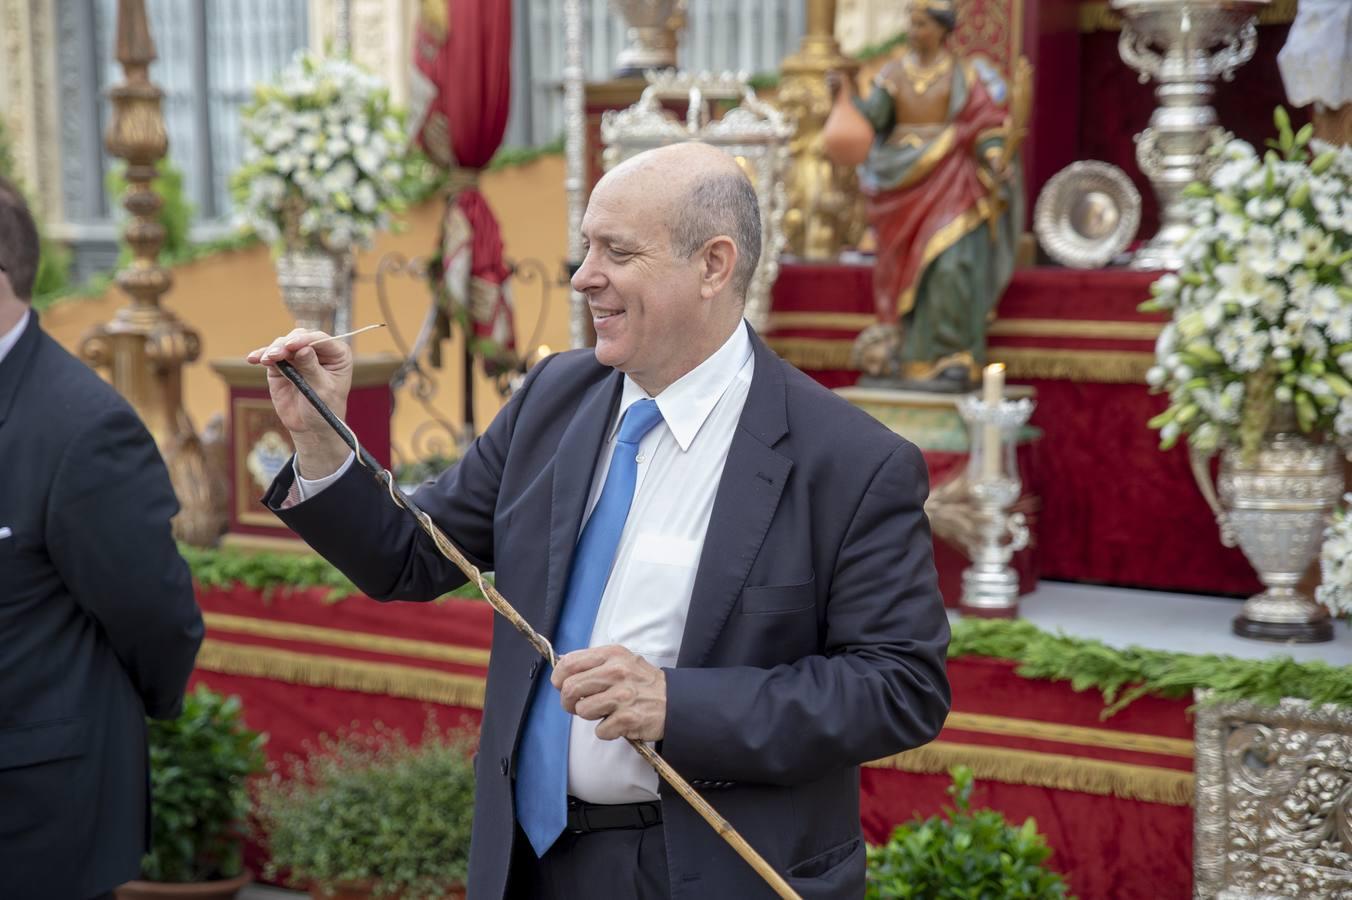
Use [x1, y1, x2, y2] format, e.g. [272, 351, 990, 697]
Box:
[609, 249, 633, 260]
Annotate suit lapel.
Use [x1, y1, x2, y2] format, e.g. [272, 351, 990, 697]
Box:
[678, 330, 792, 667]
[542, 369, 623, 641]
[0, 312, 41, 429]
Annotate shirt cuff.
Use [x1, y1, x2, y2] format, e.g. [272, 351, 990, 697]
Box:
[292, 452, 356, 503]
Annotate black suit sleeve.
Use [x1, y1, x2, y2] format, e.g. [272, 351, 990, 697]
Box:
[661, 442, 951, 784]
[266, 353, 553, 601]
[46, 406, 204, 720]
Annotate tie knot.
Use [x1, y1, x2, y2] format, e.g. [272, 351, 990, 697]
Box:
[617, 398, 663, 445]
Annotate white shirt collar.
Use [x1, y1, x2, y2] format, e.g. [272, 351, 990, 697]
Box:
[612, 319, 753, 452]
[0, 308, 30, 367]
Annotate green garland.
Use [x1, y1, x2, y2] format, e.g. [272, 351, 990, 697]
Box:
[950, 617, 1352, 716]
[184, 542, 1352, 713]
[182, 544, 485, 603]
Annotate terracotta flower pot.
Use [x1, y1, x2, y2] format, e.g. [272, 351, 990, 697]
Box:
[115, 870, 252, 900]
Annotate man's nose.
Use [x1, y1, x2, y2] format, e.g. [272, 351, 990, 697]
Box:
[571, 250, 605, 294]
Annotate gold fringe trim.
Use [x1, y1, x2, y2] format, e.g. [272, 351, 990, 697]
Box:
[766, 337, 858, 370]
[989, 347, 1155, 383]
[897, 199, 992, 318]
[1078, 0, 1295, 32]
[945, 712, 1194, 758]
[867, 740, 1194, 807]
[768, 311, 878, 331]
[987, 318, 1164, 341]
[203, 613, 492, 666]
[196, 640, 487, 708]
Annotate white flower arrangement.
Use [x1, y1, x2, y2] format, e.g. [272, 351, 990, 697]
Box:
[231, 52, 409, 253]
[1317, 495, 1352, 619]
[1142, 109, 1352, 457]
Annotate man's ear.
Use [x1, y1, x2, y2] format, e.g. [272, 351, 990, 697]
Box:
[699, 235, 738, 300]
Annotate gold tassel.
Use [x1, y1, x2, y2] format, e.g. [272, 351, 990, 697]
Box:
[867, 740, 1194, 806]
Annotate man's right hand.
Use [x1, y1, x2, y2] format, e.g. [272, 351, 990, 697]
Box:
[247, 328, 354, 480]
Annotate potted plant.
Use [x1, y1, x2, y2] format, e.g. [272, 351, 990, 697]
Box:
[254, 719, 476, 899]
[1141, 108, 1352, 642]
[117, 685, 268, 900]
[230, 50, 412, 333]
[865, 766, 1072, 899]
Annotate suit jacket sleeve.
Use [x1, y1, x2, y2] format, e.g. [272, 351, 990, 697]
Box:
[661, 442, 951, 785]
[265, 354, 553, 600]
[46, 407, 204, 720]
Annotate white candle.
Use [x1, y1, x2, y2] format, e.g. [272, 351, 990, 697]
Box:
[981, 364, 1005, 482]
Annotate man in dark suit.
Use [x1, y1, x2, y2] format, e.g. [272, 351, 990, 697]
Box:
[251, 143, 950, 899]
[0, 177, 205, 900]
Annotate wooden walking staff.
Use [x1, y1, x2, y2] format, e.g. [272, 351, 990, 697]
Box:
[272, 358, 803, 900]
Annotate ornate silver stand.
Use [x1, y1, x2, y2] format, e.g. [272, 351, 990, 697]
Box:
[1189, 413, 1343, 643]
[275, 250, 354, 335]
[956, 395, 1035, 616]
[1112, 0, 1268, 270]
[608, 0, 685, 76]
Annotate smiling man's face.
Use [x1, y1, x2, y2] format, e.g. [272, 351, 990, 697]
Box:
[571, 161, 713, 395]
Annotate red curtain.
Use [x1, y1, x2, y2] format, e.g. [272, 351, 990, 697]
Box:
[413, 0, 517, 371]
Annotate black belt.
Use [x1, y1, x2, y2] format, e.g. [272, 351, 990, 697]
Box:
[565, 796, 662, 834]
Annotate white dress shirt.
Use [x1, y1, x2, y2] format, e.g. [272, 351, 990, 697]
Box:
[296, 320, 755, 804]
[0, 309, 30, 366]
[568, 320, 753, 803]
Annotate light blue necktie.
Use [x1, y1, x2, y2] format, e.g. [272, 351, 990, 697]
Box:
[515, 398, 666, 857]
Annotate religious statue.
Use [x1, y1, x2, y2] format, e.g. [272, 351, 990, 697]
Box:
[823, 0, 1027, 392]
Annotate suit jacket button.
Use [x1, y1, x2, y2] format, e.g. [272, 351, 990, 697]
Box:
[500, 756, 510, 776]
[529, 660, 540, 679]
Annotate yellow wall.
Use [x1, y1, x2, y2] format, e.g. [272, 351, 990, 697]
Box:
[39, 155, 571, 463]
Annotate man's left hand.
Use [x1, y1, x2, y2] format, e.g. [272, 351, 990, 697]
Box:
[553, 645, 666, 742]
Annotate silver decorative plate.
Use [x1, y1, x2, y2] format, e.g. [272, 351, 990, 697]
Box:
[1033, 160, 1142, 269]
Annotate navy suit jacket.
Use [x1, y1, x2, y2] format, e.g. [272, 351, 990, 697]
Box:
[0, 313, 204, 899]
[267, 329, 950, 899]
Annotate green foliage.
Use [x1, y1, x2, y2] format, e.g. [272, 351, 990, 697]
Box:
[179, 543, 360, 601]
[949, 618, 1352, 716]
[107, 159, 196, 266]
[142, 685, 267, 882]
[866, 766, 1071, 900]
[255, 719, 476, 898]
[179, 543, 486, 602]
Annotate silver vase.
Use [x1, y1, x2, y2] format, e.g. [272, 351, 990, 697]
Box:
[608, 0, 684, 76]
[1112, 0, 1269, 270]
[1190, 410, 1344, 643]
[275, 250, 353, 336]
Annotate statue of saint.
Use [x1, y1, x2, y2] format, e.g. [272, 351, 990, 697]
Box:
[824, 0, 1023, 392]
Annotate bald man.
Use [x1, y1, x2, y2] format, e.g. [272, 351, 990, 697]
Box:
[252, 142, 950, 899]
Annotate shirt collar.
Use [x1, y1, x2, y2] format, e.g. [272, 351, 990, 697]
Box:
[0, 308, 30, 367]
[612, 319, 752, 452]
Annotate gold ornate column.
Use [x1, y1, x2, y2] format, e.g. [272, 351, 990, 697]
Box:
[80, 0, 220, 546]
[775, 0, 866, 259]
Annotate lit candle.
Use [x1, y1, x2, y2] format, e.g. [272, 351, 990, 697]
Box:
[981, 363, 1005, 481]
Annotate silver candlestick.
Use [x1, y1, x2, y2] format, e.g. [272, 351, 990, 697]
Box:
[956, 394, 1034, 616]
[1112, 0, 1268, 270]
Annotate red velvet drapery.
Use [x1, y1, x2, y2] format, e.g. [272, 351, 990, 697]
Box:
[413, 0, 517, 369]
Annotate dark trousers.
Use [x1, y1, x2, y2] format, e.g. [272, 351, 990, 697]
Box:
[507, 822, 670, 899]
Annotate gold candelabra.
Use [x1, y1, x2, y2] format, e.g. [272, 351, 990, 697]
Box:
[80, 0, 220, 546]
[774, 0, 866, 259]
